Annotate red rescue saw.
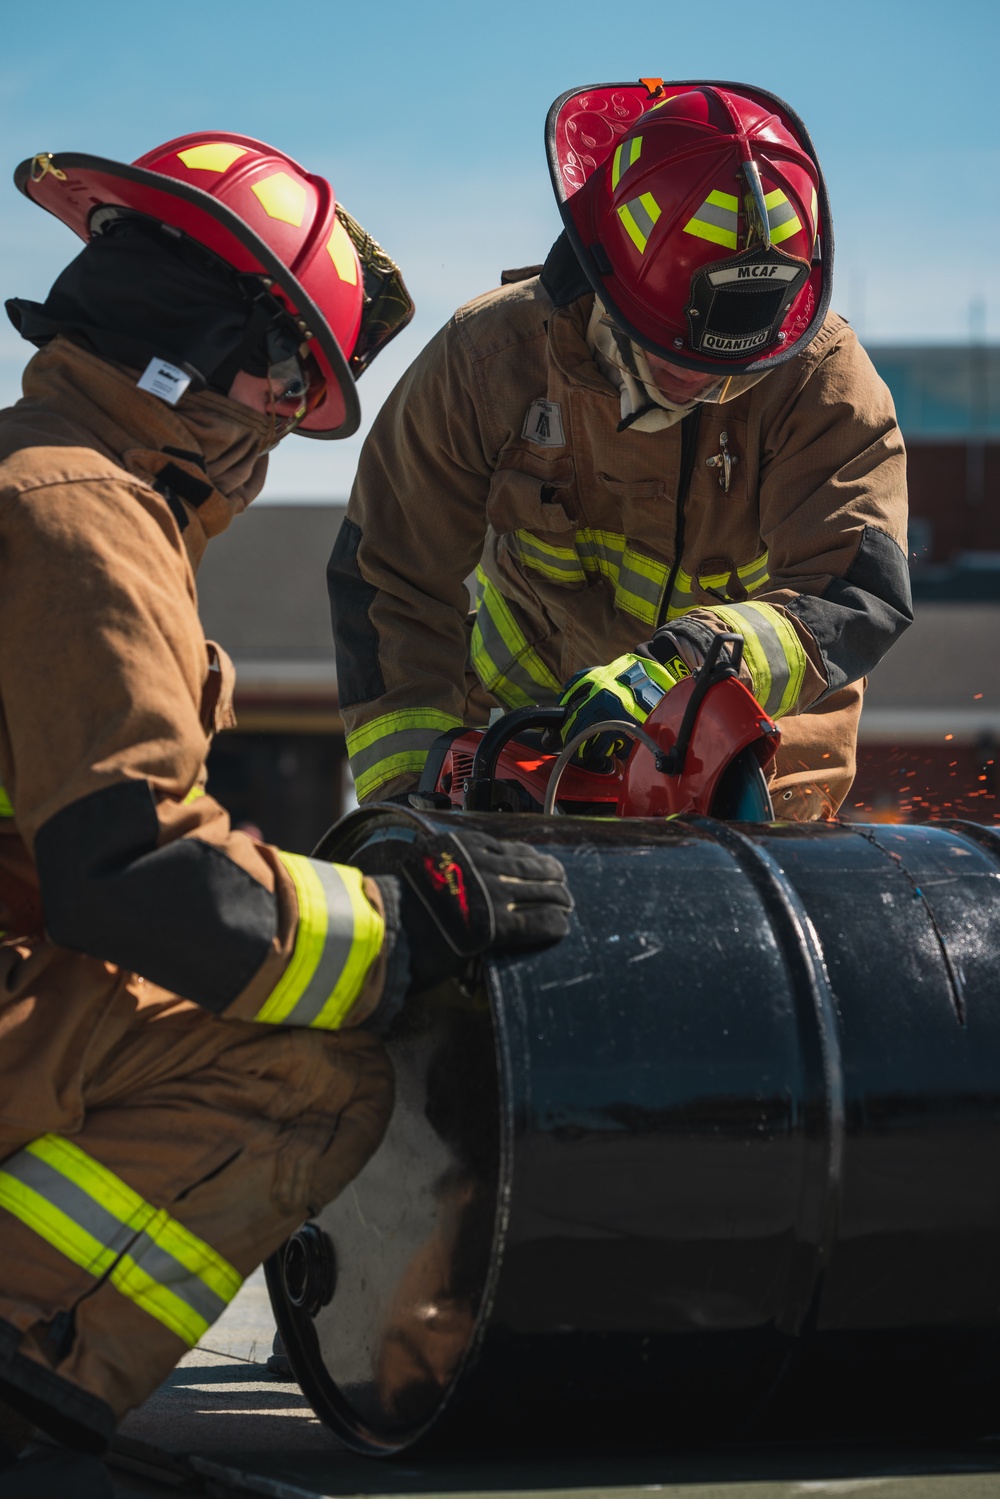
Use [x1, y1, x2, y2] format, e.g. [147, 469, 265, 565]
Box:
[412, 634, 781, 822]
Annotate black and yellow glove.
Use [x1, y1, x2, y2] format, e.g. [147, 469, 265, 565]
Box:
[558, 651, 690, 768]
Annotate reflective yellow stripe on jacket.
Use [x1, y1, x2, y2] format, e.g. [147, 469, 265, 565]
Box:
[667, 553, 771, 618]
[514, 531, 771, 627]
[515, 528, 669, 624]
[472, 567, 561, 707]
[0, 1134, 241, 1348]
[255, 855, 385, 1028]
[708, 601, 807, 718]
[346, 708, 463, 802]
[0, 783, 13, 819]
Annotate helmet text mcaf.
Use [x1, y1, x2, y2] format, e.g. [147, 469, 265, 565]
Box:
[547, 81, 833, 378]
[13, 134, 414, 438]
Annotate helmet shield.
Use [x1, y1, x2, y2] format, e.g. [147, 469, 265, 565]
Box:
[336, 204, 415, 377]
[546, 80, 833, 376]
[14, 138, 410, 437]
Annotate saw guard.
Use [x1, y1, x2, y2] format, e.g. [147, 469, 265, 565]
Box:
[618, 671, 778, 818]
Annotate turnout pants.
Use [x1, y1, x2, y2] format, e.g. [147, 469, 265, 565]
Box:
[0, 937, 394, 1451]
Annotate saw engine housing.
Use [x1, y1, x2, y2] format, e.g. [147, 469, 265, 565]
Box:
[415, 634, 780, 821]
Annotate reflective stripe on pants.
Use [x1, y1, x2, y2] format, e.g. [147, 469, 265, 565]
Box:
[0, 1133, 241, 1348]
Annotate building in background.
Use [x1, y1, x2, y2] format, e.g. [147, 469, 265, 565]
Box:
[849, 345, 999, 821]
[870, 344, 1000, 560]
[200, 342, 999, 845]
[199, 506, 347, 853]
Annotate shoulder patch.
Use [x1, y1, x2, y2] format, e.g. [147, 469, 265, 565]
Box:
[522, 399, 565, 448]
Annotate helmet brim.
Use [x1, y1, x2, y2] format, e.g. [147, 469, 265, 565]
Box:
[14, 152, 360, 438]
[545, 81, 834, 376]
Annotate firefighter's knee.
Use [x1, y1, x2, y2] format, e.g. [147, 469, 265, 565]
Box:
[271, 1030, 394, 1220]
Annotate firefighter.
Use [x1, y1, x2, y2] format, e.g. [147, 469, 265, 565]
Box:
[331, 81, 911, 820]
[0, 137, 572, 1494]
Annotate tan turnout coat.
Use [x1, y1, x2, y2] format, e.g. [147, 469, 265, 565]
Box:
[332, 273, 910, 819]
[0, 339, 391, 1446]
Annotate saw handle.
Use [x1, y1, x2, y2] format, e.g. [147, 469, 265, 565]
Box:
[463, 705, 568, 811]
[541, 720, 668, 818]
[657, 632, 744, 778]
[461, 634, 745, 811]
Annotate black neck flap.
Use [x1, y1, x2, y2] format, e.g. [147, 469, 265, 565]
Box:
[540, 233, 592, 308]
[5, 214, 299, 394]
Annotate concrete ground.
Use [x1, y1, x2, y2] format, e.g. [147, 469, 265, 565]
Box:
[97, 1272, 1000, 1499]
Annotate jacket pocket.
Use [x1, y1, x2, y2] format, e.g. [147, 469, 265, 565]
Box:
[201, 640, 237, 734]
[486, 459, 576, 536]
[487, 461, 585, 595]
[597, 473, 669, 529]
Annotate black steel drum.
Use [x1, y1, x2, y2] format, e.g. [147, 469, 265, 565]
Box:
[267, 809, 1000, 1453]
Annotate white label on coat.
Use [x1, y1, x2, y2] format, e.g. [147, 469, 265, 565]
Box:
[137, 357, 192, 406]
[521, 399, 565, 447]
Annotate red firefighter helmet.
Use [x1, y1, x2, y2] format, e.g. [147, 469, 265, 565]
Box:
[547, 81, 833, 375]
[15, 133, 414, 438]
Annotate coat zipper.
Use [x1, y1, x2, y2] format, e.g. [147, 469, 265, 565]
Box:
[656, 406, 704, 630]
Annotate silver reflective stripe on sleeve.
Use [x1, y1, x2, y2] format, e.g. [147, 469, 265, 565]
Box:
[255, 855, 385, 1030]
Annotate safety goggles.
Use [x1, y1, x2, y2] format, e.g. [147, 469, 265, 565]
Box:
[599, 312, 771, 408]
[336, 205, 415, 377]
[262, 351, 326, 442]
[252, 311, 325, 437]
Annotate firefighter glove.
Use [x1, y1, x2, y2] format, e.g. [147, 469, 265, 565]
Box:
[375, 829, 573, 994]
[557, 652, 689, 769]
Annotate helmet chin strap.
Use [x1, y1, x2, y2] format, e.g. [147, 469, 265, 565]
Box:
[587, 297, 776, 429]
[587, 300, 719, 433]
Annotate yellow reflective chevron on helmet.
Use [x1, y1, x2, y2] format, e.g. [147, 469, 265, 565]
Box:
[617, 191, 661, 254]
[251, 171, 307, 227]
[327, 219, 359, 284]
[178, 142, 248, 173]
[763, 188, 802, 246]
[611, 135, 643, 190]
[683, 190, 739, 250]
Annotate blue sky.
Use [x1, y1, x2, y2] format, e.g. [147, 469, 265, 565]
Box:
[1, 0, 996, 498]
